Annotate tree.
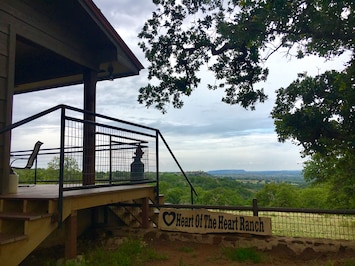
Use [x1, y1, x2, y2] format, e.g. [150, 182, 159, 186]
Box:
[47, 156, 81, 181]
[302, 152, 355, 209]
[298, 185, 330, 209]
[138, 0, 354, 113]
[165, 187, 186, 204]
[272, 69, 355, 156]
[199, 187, 246, 205]
[271, 65, 355, 207]
[256, 183, 300, 207]
[139, 0, 355, 206]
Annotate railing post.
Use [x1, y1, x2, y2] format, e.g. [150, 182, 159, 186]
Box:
[252, 198, 258, 216]
[109, 135, 112, 185]
[58, 107, 66, 228]
[155, 130, 159, 204]
[191, 188, 194, 205]
[34, 158, 38, 185]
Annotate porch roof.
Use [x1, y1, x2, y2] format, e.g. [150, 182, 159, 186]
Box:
[11, 0, 144, 93]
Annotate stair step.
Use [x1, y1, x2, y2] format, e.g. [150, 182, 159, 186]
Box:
[0, 233, 28, 245]
[0, 212, 52, 220]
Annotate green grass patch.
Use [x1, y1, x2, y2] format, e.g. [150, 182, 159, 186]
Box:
[342, 258, 355, 266]
[86, 238, 167, 266]
[224, 210, 355, 240]
[43, 238, 167, 266]
[222, 247, 263, 263]
[178, 246, 194, 253]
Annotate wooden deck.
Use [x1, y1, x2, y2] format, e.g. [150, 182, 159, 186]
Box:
[0, 184, 157, 265]
[0, 184, 156, 200]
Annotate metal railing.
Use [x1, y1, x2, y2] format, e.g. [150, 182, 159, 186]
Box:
[1, 104, 197, 226]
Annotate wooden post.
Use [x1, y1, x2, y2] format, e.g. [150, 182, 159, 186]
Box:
[252, 198, 258, 216]
[82, 68, 97, 186]
[65, 210, 78, 260]
[141, 197, 149, 228]
[0, 25, 15, 194]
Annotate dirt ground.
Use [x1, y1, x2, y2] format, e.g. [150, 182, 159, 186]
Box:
[143, 237, 355, 266]
[21, 228, 355, 266]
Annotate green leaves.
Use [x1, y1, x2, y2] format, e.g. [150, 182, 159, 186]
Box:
[138, 0, 271, 112]
[272, 67, 355, 207]
[303, 152, 355, 209]
[272, 69, 355, 156]
[138, 0, 354, 112]
[139, 1, 355, 204]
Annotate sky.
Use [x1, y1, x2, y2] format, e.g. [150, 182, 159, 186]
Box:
[11, 0, 350, 172]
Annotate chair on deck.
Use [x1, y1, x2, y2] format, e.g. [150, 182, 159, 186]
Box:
[11, 141, 43, 185]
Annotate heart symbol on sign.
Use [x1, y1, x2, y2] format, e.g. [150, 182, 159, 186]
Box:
[162, 211, 176, 226]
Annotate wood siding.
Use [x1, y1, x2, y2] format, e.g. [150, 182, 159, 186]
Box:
[1, 1, 100, 70]
[0, 17, 13, 194]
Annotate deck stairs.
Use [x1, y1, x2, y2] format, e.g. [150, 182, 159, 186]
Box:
[110, 195, 164, 228]
[0, 197, 58, 266]
[0, 186, 160, 265]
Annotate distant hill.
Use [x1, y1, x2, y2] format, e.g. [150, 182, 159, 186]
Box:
[206, 169, 303, 179]
[207, 169, 247, 175]
[207, 169, 302, 176]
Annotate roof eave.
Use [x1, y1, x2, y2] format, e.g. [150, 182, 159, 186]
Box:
[79, 0, 144, 72]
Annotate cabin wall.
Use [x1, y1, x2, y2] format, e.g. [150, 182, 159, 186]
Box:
[1, 0, 100, 71]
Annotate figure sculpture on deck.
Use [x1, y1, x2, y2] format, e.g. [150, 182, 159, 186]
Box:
[130, 144, 144, 181]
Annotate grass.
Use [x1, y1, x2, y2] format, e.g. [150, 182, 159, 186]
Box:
[43, 237, 167, 266]
[178, 246, 194, 253]
[23, 234, 353, 266]
[343, 259, 355, 266]
[222, 210, 355, 240]
[267, 212, 355, 240]
[221, 247, 263, 263]
[178, 256, 187, 266]
[325, 258, 355, 266]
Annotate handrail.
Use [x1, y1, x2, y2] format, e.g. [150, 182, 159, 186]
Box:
[0, 104, 159, 135]
[158, 131, 198, 204]
[0, 104, 64, 134]
[1, 104, 198, 225]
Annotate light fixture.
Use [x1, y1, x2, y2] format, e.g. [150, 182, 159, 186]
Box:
[108, 65, 114, 81]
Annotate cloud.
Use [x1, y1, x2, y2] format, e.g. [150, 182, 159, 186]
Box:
[10, 1, 350, 171]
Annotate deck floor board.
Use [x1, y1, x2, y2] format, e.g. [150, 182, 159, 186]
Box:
[0, 184, 154, 200]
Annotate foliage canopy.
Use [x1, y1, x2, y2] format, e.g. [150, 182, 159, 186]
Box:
[139, 0, 354, 113]
[139, 0, 355, 203]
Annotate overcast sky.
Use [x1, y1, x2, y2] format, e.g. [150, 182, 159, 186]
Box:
[12, 1, 349, 172]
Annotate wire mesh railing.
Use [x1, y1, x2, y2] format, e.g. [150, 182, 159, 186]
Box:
[7, 105, 197, 197]
[8, 106, 158, 188]
[259, 211, 355, 240]
[1, 104, 198, 227]
[61, 113, 157, 188]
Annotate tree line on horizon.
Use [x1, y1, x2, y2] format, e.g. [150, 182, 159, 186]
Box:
[159, 172, 353, 210]
[14, 156, 354, 210]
